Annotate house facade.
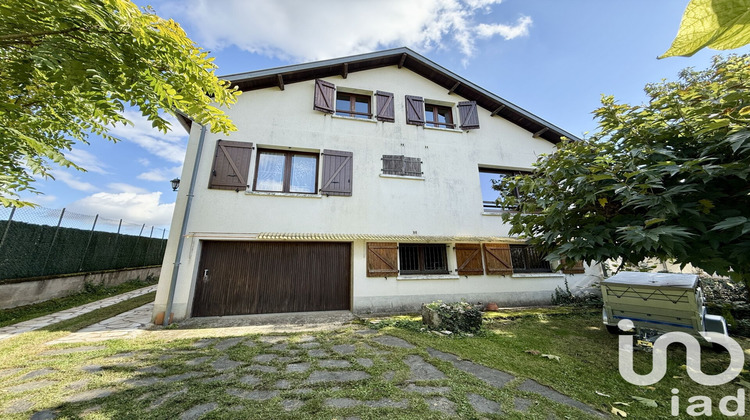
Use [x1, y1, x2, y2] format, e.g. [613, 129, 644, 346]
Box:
[152, 48, 598, 323]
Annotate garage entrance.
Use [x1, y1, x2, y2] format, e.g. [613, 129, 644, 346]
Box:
[191, 241, 351, 317]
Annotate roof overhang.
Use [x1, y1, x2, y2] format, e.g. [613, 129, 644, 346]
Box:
[221, 47, 578, 144]
[174, 110, 193, 134]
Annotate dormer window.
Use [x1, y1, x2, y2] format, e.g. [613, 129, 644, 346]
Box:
[336, 92, 371, 119]
[425, 103, 454, 129]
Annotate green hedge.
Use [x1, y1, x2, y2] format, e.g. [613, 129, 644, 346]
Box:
[0, 220, 166, 280]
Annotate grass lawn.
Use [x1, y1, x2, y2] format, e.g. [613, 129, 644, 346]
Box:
[0, 304, 747, 419]
[384, 309, 750, 419]
[0, 277, 157, 328]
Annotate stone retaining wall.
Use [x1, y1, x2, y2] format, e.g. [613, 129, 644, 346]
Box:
[0, 266, 160, 309]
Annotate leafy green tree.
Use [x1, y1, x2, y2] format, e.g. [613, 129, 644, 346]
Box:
[661, 0, 750, 58]
[498, 55, 750, 293]
[0, 0, 240, 207]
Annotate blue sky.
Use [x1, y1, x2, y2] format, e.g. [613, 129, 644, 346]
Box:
[24, 0, 749, 228]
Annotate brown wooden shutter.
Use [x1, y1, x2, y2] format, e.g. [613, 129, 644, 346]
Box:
[313, 79, 335, 113]
[208, 140, 253, 190]
[382, 155, 404, 175]
[456, 243, 484, 275]
[405, 95, 425, 126]
[483, 243, 513, 275]
[562, 260, 586, 274]
[367, 242, 398, 277]
[458, 101, 480, 130]
[375, 91, 395, 122]
[320, 149, 353, 196]
[403, 157, 422, 177]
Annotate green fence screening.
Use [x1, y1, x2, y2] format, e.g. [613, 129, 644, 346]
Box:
[0, 206, 168, 281]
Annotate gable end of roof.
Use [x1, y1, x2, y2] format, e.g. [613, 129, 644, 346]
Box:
[221, 47, 578, 144]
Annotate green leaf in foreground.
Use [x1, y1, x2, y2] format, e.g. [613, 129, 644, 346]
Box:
[660, 0, 750, 58]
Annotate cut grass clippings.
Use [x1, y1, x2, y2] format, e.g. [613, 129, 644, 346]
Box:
[0, 277, 157, 328]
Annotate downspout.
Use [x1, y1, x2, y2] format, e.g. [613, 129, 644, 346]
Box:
[163, 123, 208, 326]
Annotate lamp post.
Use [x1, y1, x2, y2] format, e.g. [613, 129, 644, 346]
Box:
[170, 178, 180, 191]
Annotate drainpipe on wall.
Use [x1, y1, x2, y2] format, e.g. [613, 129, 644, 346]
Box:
[163, 123, 208, 326]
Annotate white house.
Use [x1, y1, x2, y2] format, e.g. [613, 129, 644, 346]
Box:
[152, 48, 598, 323]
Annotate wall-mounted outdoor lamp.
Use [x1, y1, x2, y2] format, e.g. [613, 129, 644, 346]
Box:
[170, 178, 180, 191]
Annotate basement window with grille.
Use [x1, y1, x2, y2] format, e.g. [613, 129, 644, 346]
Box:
[398, 244, 449, 275]
[509, 244, 552, 273]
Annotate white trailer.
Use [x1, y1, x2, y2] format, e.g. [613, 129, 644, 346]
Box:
[601, 272, 728, 337]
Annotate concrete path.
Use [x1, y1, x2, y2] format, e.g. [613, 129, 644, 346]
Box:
[47, 302, 154, 344]
[0, 285, 156, 341]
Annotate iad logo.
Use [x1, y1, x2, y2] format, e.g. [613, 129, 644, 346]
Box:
[617, 319, 746, 417]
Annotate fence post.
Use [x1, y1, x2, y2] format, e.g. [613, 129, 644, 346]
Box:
[41, 208, 66, 275]
[109, 219, 123, 268]
[0, 206, 16, 278]
[144, 226, 155, 265]
[128, 223, 145, 268]
[78, 214, 99, 272]
[0, 206, 17, 253]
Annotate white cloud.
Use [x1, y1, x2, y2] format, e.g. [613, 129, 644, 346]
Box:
[476, 15, 532, 39]
[465, 0, 503, 8]
[108, 183, 150, 194]
[64, 148, 109, 174]
[161, 0, 529, 63]
[67, 191, 175, 227]
[109, 111, 187, 164]
[53, 171, 98, 192]
[137, 166, 183, 182]
[138, 158, 152, 167]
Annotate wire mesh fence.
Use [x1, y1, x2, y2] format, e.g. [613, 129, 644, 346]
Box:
[0, 206, 168, 281]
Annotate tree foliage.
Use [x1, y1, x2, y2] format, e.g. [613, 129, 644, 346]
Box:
[498, 55, 750, 288]
[0, 0, 241, 207]
[661, 0, 750, 58]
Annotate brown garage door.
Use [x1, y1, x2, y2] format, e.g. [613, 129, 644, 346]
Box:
[191, 241, 351, 317]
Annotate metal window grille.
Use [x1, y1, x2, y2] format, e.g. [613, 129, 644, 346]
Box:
[509, 244, 552, 273]
[398, 244, 448, 275]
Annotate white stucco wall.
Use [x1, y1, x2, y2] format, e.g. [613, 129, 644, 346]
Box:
[154, 65, 598, 321]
